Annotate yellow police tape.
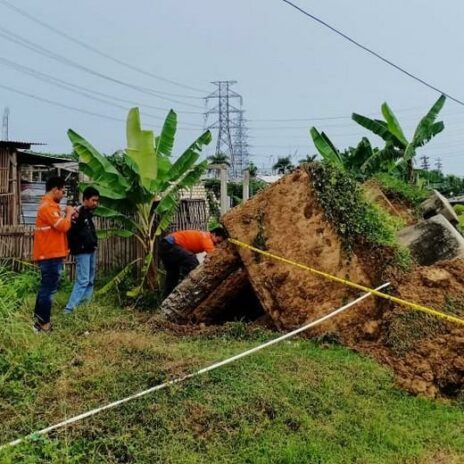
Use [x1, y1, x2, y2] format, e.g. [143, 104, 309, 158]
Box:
[229, 238, 464, 326]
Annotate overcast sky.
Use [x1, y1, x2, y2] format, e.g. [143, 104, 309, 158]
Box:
[1, 0, 464, 175]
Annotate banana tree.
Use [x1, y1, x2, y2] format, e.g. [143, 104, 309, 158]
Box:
[68, 107, 211, 294]
[352, 95, 446, 182]
[310, 128, 385, 180]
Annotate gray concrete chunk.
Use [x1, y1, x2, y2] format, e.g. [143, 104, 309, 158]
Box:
[397, 214, 464, 265]
[420, 190, 459, 226]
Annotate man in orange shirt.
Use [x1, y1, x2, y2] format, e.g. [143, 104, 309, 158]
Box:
[159, 227, 227, 297]
[32, 177, 75, 332]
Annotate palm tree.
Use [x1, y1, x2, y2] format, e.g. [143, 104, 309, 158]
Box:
[272, 156, 294, 174]
[298, 154, 318, 164]
[207, 152, 230, 167]
[247, 161, 258, 177]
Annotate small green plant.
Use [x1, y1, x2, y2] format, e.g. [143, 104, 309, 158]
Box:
[307, 162, 412, 273]
[374, 173, 429, 207]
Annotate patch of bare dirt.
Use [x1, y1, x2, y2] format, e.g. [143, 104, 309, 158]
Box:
[162, 169, 464, 398]
[223, 169, 377, 336]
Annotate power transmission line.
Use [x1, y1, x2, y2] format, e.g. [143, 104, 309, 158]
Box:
[0, 0, 207, 95]
[0, 83, 124, 122]
[0, 26, 204, 109]
[281, 0, 464, 107]
[0, 56, 204, 127]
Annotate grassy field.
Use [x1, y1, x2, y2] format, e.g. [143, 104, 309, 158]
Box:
[1, 270, 464, 463]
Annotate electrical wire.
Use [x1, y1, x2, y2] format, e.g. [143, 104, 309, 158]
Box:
[281, 0, 464, 107]
[0, 26, 204, 109]
[0, 82, 203, 131]
[0, 0, 207, 94]
[0, 57, 204, 127]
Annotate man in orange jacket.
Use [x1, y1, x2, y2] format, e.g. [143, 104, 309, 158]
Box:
[159, 227, 227, 297]
[32, 177, 76, 332]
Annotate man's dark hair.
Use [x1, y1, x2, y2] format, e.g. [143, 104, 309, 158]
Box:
[45, 176, 65, 192]
[210, 226, 227, 239]
[82, 186, 100, 200]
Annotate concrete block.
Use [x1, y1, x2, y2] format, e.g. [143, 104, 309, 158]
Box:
[397, 214, 464, 265]
[420, 190, 459, 226]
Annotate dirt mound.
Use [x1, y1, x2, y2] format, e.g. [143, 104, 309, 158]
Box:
[370, 259, 464, 396]
[223, 169, 376, 335]
[160, 168, 464, 397]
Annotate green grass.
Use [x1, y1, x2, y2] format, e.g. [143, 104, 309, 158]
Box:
[1, 279, 464, 463]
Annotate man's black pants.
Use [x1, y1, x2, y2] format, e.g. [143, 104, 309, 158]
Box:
[159, 239, 199, 297]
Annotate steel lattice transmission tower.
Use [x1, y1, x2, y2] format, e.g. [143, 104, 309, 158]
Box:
[233, 110, 249, 177]
[204, 81, 243, 178]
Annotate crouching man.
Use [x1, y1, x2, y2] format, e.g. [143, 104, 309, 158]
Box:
[64, 187, 99, 313]
[159, 227, 227, 297]
[33, 177, 75, 332]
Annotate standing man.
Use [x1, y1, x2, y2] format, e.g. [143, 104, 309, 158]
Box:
[159, 227, 227, 297]
[33, 177, 75, 332]
[64, 187, 99, 313]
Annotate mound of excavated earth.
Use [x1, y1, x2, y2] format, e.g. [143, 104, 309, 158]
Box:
[160, 169, 464, 397]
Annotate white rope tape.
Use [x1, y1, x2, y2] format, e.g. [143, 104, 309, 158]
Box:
[1, 282, 389, 450]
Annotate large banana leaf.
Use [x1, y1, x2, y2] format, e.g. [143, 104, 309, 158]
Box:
[345, 137, 373, 173]
[351, 114, 400, 145]
[155, 162, 207, 235]
[94, 205, 127, 219]
[309, 128, 342, 165]
[154, 130, 211, 192]
[68, 129, 129, 195]
[126, 107, 157, 192]
[79, 181, 127, 200]
[155, 110, 177, 157]
[381, 103, 408, 147]
[96, 229, 134, 239]
[411, 94, 446, 148]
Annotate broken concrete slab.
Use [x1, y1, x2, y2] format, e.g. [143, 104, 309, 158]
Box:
[420, 190, 459, 226]
[397, 214, 464, 265]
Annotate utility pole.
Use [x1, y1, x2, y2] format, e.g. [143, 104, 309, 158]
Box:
[2, 107, 9, 140]
[420, 155, 430, 171]
[204, 81, 243, 179]
[435, 157, 443, 173]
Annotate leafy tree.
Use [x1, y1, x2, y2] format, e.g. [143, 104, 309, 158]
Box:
[310, 95, 446, 184]
[298, 154, 318, 164]
[272, 156, 294, 174]
[247, 161, 258, 177]
[68, 108, 211, 295]
[207, 152, 230, 166]
[352, 95, 446, 182]
[309, 129, 386, 181]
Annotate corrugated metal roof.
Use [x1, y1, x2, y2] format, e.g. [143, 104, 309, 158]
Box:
[0, 140, 45, 149]
[17, 150, 73, 165]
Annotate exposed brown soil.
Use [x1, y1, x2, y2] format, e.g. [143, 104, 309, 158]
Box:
[161, 169, 464, 397]
[223, 169, 377, 336]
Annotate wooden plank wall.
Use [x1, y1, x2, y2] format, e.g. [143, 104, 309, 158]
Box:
[0, 149, 9, 193]
[0, 199, 208, 276]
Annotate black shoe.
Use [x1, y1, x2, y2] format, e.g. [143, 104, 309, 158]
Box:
[33, 321, 53, 333]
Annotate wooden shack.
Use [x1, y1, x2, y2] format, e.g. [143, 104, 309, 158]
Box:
[0, 141, 76, 226]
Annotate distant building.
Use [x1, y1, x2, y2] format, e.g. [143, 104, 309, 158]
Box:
[0, 140, 76, 225]
[256, 174, 283, 184]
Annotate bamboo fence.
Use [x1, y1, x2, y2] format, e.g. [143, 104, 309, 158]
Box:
[0, 199, 208, 277]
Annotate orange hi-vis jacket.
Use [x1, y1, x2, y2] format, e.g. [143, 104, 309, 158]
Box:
[32, 195, 71, 261]
[168, 230, 214, 254]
